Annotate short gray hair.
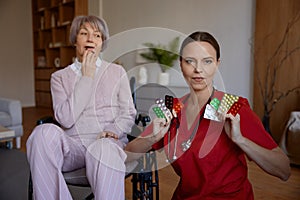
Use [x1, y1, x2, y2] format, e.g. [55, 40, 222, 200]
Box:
[69, 15, 109, 51]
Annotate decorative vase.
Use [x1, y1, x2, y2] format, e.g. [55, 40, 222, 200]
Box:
[138, 65, 148, 84]
[262, 114, 272, 136]
[54, 57, 60, 68]
[158, 72, 169, 86]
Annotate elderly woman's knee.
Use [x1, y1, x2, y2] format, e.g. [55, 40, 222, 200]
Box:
[26, 123, 63, 147]
[86, 138, 127, 170]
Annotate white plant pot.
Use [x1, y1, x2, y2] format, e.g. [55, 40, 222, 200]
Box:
[158, 72, 170, 85]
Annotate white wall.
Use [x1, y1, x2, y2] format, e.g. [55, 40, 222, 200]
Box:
[101, 0, 255, 103]
[0, 0, 255, 107]
[0, 0, 35, 107]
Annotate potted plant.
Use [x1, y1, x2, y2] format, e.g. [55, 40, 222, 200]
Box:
[140, 37, 179, 85]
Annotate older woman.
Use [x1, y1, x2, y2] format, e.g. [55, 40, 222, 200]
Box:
[27, 15, 136, 200]
[125, 31, 290, 199]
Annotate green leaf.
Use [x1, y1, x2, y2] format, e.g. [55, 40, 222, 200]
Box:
[139, 37, 180, 72]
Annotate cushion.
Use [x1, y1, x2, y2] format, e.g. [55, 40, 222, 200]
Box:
[63, 168, 89, 186]
[280, 111, 300, 165]
[63, 160, 139, 186]
[0, 112, 12, 127]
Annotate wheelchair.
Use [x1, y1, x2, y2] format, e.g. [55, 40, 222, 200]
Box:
[27, 78, 175, 200]
[28, 114, 159, 200]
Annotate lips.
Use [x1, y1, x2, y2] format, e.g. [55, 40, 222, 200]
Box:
[85, 45, 95, 50]
[192, 77, 204, 82]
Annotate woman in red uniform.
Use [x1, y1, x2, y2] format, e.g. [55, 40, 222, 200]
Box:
[125, 31, 290, 199]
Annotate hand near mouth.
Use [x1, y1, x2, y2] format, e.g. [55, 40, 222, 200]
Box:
[81, 45, 101, 78]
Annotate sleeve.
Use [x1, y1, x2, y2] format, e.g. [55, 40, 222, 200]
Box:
[239, 97, 277, 150]
[103, 67, 137, 135]
[51, 69, 94, 128]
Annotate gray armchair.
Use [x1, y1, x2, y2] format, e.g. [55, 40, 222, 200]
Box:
[0, 97, 23, 148]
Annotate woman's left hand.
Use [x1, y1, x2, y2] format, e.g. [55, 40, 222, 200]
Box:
[223, 113, 291, 181]
[223, 113, 244, 144]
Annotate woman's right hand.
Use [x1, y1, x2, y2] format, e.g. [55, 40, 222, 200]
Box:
[125, 117, 171, 162]
[81, 49, 98, 78]
[151, 117, 171, 143]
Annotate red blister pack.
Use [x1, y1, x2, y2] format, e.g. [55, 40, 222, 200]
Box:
[227, 102, 243, 116]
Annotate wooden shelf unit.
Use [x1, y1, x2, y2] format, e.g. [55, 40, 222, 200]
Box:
[31, 0, 87, 107]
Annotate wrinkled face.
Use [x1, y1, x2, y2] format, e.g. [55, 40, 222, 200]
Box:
[180, 41, 220, 92]
[75, 22, 103, 62]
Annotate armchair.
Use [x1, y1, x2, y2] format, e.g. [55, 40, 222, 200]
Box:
[0, 97, 23, 148]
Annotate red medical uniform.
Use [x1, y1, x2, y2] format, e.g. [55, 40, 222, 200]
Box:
[144, 90, 277, 199]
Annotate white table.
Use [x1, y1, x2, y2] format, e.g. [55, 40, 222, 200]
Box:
[0, 125, 16, 149]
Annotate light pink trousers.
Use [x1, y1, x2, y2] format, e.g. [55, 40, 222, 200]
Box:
[26, 124, 127, 200]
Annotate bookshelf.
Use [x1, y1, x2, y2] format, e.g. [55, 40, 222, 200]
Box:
[31, 0, 87, 107]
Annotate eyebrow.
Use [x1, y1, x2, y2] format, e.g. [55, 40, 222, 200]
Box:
[79, 26, 88, 31]
[183, 56, 216, 64]
[80, 25, 100, 33]
[203, 57, 214, 60]
[183, 56, 214, 60]
[183, 56, 196, 60]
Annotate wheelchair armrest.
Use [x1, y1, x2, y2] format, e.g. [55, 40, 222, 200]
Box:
[135, 113, 151, 127]
[128, 113, 151, 142]
[36, 116, 60, 127]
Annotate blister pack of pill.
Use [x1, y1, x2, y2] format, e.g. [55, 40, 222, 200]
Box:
[152, 98, 173, 121]
[204, 93, 242, 121]
[217, 94, 239, 114]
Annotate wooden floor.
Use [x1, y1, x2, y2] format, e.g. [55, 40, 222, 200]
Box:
[21, 107, 300, 200]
